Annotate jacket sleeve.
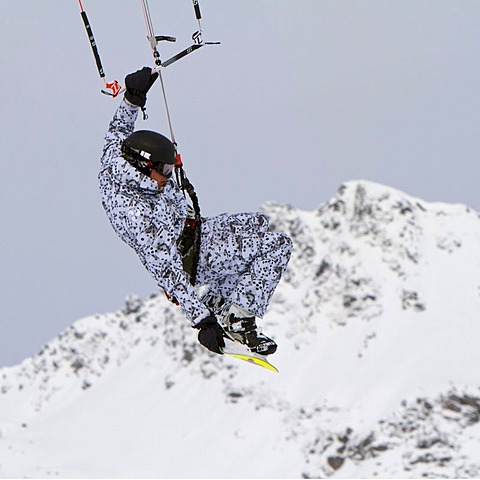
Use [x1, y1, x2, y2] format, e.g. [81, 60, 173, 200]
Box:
[101, 100, 139, 171]
[126, 200, 211, 324]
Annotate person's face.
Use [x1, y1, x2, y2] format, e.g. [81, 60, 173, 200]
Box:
[150, 169, 169, 189]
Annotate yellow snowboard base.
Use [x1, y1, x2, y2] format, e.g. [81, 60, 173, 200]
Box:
[222, 338, 278, 373]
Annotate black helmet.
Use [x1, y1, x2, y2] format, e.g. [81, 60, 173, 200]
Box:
[121, 130, 177, 177]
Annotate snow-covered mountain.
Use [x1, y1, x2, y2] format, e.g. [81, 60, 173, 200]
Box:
[1, 180, 480, 478]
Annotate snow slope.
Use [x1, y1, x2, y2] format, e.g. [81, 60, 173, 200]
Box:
[1, 180, 480, 478]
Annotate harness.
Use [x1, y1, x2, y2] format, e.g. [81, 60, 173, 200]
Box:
[175, 161, 202, 287]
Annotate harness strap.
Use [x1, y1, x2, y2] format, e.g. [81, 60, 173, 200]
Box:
[165, 165, 202, 306]
[177, 216, 201, 285]
[176, 166, 202, 285]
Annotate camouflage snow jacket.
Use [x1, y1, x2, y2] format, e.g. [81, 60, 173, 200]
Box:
[99, 100, 210, 324]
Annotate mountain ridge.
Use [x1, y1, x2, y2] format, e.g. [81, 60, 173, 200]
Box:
[1, 180, 480, 478]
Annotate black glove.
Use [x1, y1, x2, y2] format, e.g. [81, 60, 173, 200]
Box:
[193, 315, 225, 355]
[124, 67, 158, 107]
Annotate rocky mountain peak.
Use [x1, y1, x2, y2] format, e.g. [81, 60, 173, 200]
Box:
[1, 180, 480, 478]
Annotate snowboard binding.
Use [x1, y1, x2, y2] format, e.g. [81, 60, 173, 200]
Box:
[200, 292, 279, 372]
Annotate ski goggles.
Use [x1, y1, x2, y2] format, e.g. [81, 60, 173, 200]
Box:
[151, 162, 175, 178]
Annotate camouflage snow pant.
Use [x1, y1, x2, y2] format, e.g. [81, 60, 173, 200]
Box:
[196, 212, 292, 318]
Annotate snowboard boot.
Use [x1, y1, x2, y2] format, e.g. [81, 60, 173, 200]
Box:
[224, 304, 277, 356]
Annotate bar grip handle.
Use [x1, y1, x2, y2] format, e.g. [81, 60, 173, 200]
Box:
[81, 11, 105, 79]
[193, 0, 202, 20]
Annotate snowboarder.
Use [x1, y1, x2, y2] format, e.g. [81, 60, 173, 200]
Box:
[99, 67, 292, 355]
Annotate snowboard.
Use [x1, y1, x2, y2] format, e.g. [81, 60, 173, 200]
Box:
[221, 337, 279, 373]
[202, 293, 279, 372]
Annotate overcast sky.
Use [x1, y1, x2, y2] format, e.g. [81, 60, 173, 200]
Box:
[1, 0, 479, 367]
